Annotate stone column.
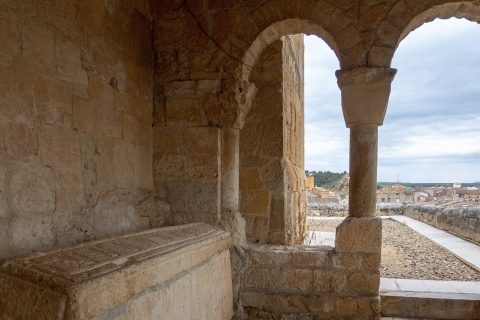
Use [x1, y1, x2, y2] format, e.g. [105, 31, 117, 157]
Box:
[337, 67, 397, 217]
[334, 67, 396, 253]
[220, 127, 246, 246]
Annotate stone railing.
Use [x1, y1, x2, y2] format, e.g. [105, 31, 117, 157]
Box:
[378, 204, 480, 245]
[240, 217, 382, 319]
[307, 203, 349, 217]
[0, 223, 233, 320]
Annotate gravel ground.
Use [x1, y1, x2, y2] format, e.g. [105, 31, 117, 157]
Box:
[308, 218, 480, 281]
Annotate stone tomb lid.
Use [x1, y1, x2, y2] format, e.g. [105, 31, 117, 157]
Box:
[0, 223, 230, 285]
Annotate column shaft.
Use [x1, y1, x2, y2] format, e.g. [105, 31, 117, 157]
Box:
[349, 124, 378, 217]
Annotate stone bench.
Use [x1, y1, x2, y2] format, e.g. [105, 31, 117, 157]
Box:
[0, 223, 233, 320]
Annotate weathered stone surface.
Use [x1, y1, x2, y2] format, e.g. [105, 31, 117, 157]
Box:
[0, 223, 233, 320]
[10, 165, 55, 214]
[54, 166, 85, 210]
[335, 217, 382, 253]
[0, 166, 7, 218]
[38, 126, 81, 166]
[80, 134, 115, 192]
[33, 75, 73, 127]
[22, 22, 56, 73]
[10, 216, 55, 254]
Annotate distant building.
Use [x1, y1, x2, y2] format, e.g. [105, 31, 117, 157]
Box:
[307, 175, 315, 191]
[376, 184, 407, 203]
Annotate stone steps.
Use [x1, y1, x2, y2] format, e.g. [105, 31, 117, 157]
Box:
[381, 291, 480, 319]
[380, 278, 480, 320]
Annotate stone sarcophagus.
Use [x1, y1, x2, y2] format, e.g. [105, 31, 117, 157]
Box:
[0, 223, 233, 320]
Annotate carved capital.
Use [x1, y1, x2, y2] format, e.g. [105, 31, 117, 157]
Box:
[336, 67, 397, 127]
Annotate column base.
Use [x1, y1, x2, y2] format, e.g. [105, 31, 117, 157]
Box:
[335, 217, 382, 253]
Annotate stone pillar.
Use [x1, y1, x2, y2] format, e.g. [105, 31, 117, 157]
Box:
[334, 67, 396, 254]
[221, 127, 246, 246]
[336, 67, 397, 218]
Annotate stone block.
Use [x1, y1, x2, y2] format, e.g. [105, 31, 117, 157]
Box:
[279, 268, 313, 292]
[136, 119, 152, 147]
[336, 297, 358, 316]
[246, 246, 291, 266]
[122, 113, 136, 142]
[135, 145, 153, 190]
[348, 273, 380, 295]
[313, 270, 346, 293]
[0, 124, 38, 163]
[74, 98, 122, 139]
[52, 209, 94, 247]
[153, 127, 185, 153]
[197, 80, 221, 93]
[0, 59, 33, 125]
[0, 223, 232, 320]
[240, 169, 263, 190]
[167, 182, 186, 212]
[306, 295, 336, 314]
[33, 75, 73, 127]
[10, 165, 55, 214]
[76, 0, 105, 36]
[154, 154, 189, 182]
[332, 253, 363, 270]
[185, 127, 220, 155]
[80, 134, 115, 192]
[38, 126, 81, 166]
[0, 166, 7, 218]
[88, 76, 115, 108]
[56, 41, 87, 86]
[240, 191, 270, 215]
[10, 215, 55, 254]
[190, 154, 220, 183]
[114, 141, 135, 189]
[54, 166, 85, 210]
[22, 22, 56, 73]
[243, 267, 277, 289]
[0, 8, 21, 59]
[166, 98, 207, 126]
[335, 217, 382, 253]
[291, 248, 329, 268]
[365, 254, 381, 271]
[93, 192, 144, 239]
[186, 183, 218, 214]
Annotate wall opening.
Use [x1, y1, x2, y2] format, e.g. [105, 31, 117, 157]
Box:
[302, 35, 346, 246]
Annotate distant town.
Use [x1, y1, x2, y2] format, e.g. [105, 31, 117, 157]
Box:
[305, 171, 480, 208]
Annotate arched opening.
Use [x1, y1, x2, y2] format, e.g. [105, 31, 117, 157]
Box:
[237, 21, 342, 246]
[377, 17, 480, 281]
[302, 35, 348, 246]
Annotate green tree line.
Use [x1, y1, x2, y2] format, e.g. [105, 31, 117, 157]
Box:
[305, 170, 347, 187]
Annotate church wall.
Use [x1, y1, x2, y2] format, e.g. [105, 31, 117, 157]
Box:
[0, 0, 156, 259]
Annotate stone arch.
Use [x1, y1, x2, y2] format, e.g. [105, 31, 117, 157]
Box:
[235, 18, 344, 245]
[240, 18, 340, 85]
[373, 1, 480, 67]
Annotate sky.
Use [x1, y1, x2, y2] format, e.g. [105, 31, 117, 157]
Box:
[304, 18, 480, 183]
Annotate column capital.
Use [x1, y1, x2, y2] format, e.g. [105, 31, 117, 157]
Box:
[336, 67, 397, 128]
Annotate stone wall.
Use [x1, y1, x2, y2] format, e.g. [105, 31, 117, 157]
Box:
[239, 35, 306, 246]
[380, 204, 480, 245]
[240, 242, 381, 319]
[0, 0, 156, 259]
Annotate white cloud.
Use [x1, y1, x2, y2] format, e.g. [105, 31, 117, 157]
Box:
[305, 18, 480, 182]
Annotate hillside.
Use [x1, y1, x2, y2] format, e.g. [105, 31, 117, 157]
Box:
[305, 170, 349, 193]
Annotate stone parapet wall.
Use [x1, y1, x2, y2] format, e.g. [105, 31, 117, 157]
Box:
[380, 204, 480, 245]
[240, 244, 381, 319]
[308, 204, 349, 217]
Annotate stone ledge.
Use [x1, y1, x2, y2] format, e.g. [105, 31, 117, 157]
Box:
[0, 223, 233, 320]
